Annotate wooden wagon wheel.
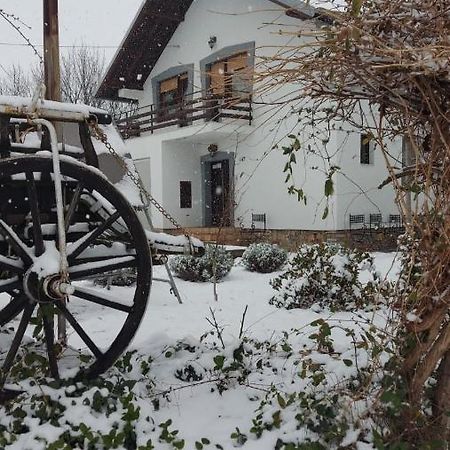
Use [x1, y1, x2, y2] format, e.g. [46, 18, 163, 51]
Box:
[0, 156, 151, 387]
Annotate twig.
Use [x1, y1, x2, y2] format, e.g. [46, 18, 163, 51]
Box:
[239, 305, 249, 339]
[206, 307, 225, 349]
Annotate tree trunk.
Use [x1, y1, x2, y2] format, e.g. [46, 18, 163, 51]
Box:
[433, 349, 450, 439]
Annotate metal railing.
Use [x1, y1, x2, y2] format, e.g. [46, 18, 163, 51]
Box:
[115, 93, 252, 139]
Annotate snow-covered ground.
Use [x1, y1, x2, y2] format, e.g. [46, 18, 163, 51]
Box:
[0, 251, 400, 449]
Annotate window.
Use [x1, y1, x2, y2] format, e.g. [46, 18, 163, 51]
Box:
[180, 181, 192, 209]
[207, 53, 252, 99]
[360, 133, 373, 165]
[158, 73, 188, 118]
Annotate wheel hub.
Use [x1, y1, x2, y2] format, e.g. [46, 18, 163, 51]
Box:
[23, 269, 74, 303]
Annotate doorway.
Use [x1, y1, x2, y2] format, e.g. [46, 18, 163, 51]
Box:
[201, 153, 233, 227]
[210, 159, 230, 226]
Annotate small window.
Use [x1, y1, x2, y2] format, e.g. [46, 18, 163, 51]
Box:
[158, 73, 188, 118]
[180, 181, 192, 209]
[360, 134, 372, 165]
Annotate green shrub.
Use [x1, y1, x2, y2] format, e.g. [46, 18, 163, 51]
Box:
[241, 243, 287, 273]
[170, 245, 233, 282]
[270, 243, 378, 311]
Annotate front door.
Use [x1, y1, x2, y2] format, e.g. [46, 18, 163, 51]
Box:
[210, 160, 230, 226]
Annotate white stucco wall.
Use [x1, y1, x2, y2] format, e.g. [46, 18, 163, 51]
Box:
[122, 0, 398, 231]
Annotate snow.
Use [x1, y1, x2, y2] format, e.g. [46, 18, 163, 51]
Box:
[0, 252, 400, 448]
[0, 95, 108, 119]
[146, 230, 204, 252]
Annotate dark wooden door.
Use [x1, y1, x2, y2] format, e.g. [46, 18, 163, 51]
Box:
[210, 160, 230, 226]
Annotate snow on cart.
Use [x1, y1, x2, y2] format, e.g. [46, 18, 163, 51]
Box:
[0, 95, 204, 395]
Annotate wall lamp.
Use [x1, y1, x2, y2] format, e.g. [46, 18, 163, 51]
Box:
[208, 36, 217, 49]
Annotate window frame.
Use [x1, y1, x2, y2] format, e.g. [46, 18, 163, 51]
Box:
[360, 133, 374, 165]
[200, 42, 255, 100]
[158, 72, 189, 119]
[151, 64, 194, 120]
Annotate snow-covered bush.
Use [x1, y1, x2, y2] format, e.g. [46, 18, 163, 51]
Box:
[270, 243, 378, 311]
[241, 243, 287, 273]
[170, 244, 233, 282]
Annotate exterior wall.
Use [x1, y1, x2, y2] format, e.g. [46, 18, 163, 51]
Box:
[333, 130, 402, 230]
[121, 0, 399, 232]
[161, 141, 203, 228]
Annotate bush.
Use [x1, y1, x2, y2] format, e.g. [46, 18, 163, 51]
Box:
[241, 243, 287, 273]
[270, 243, 378, 311]
[170, 245, 233, 282]
[93, 268, 137, 288]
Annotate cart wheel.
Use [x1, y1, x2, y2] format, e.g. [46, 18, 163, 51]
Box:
[0, 156, 151, 383]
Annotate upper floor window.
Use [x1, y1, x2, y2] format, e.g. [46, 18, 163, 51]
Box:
[158, 73, 188, 118]
[207, 53, 252, 99]
[360, 133, 374, 165]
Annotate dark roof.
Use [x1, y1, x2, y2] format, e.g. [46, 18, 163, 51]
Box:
[96, 0, 194, 101]
[96, 0, 316, 101]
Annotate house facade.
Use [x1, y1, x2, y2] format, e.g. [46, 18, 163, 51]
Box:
[97, 0, 401, 243]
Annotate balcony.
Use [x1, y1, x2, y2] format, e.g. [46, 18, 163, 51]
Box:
[115, 94, 252, 139]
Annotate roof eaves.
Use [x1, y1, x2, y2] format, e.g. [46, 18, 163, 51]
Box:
[268, 0, 316, 19]
[95, 0, 148, 101]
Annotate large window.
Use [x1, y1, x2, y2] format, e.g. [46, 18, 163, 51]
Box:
[207, 53, 252, 99]
[158, 73, 188, 118]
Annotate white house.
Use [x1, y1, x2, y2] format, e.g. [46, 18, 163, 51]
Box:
[96, 0, 402, 245]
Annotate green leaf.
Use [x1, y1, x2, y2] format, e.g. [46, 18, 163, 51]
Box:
[277, 393, 286, 409]
[351, 0, 363, 16]
[173, 440, 185, 449]
[343, 359, 353, 366]
[213, 355, 225, 370]
[324, 178, 334, 197]
[322, 205, 329, 220]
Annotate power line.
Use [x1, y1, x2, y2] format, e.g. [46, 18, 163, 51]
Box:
[0, 41, 122, 49]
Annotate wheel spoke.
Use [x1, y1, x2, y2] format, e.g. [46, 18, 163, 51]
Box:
[0, 295, 27, 327]
[0, 277, 20, 294]
[40, 305, 60, 379]
[68, 256, 136, 280]
[0, 220, 33, 266]
[65, 182, 83, 232]
[54, 301, 103, 359]
[0, 255, 23, 274]
[68, 211, 121, 262]
[26, 171, 45, 257]
[73, 287, 132, 313]
[1, 301, 35, 384]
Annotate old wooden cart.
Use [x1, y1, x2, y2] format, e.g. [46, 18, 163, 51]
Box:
[0, 95, 203, 393]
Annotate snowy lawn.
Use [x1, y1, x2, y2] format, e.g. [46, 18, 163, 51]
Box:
[0, 252, 400, 449]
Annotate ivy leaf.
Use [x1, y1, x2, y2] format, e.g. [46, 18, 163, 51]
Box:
[343, 359, 353, 367]
[322, 205, 329, 220]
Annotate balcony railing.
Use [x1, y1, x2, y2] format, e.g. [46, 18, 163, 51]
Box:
[115, 94, 252, 139]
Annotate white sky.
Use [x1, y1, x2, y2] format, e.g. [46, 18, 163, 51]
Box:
[0, 0, 143, 74]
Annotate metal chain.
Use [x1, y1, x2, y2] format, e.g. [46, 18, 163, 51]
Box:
[89, 121, 192, 241]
